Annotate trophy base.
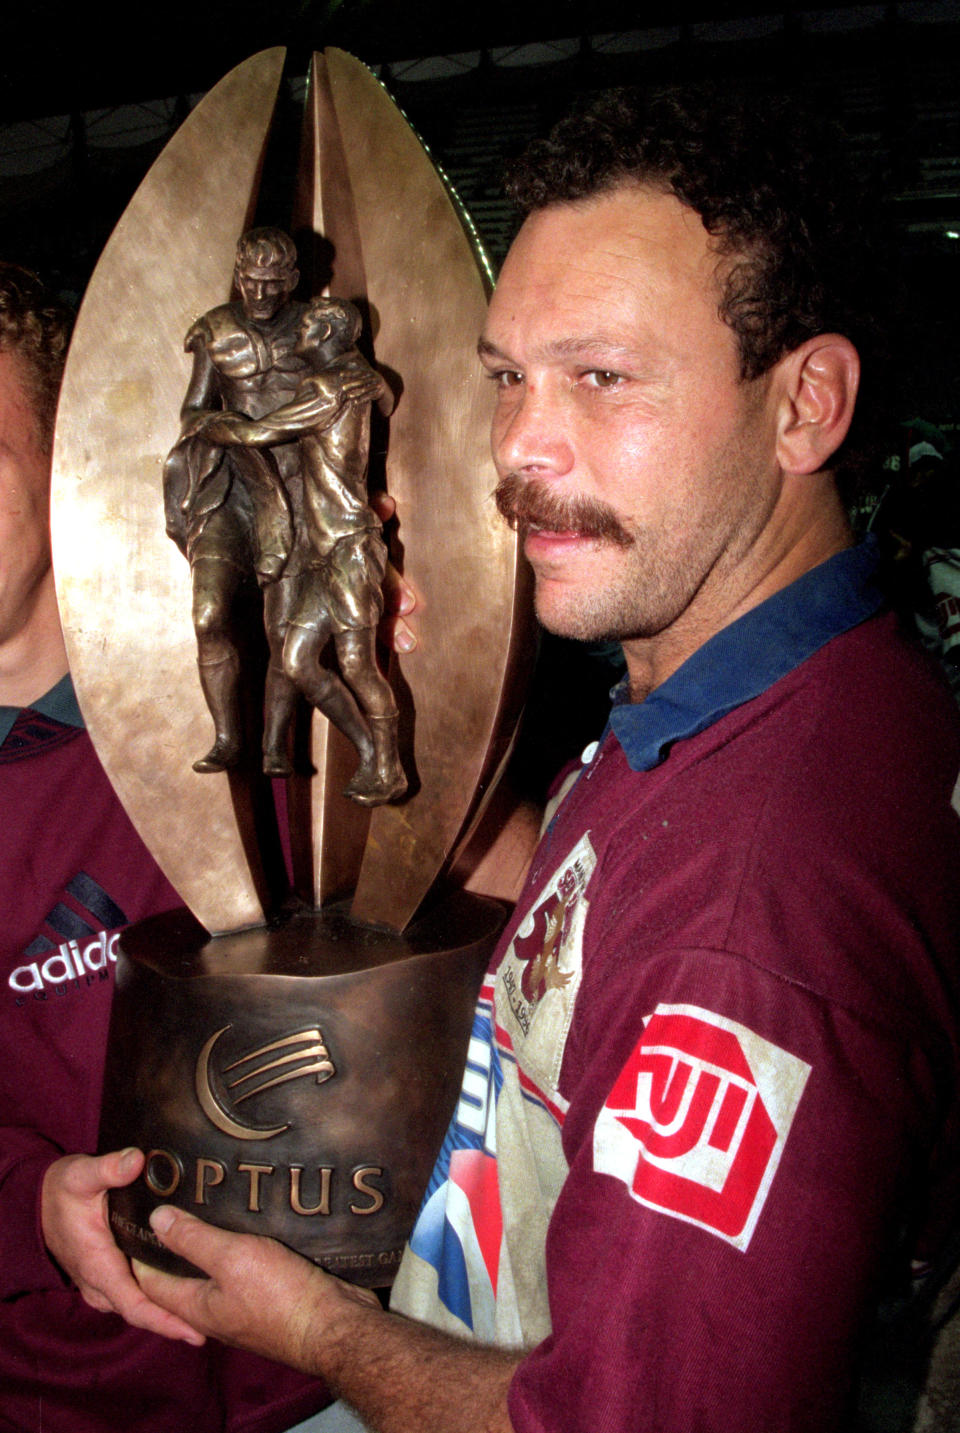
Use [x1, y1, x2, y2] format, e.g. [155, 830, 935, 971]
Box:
[100, 891, 502, 1286]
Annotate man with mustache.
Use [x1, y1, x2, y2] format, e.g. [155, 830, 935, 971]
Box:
[132, 86, 960, 1432]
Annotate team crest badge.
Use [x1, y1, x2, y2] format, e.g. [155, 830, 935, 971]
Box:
[513, 868, 580, 1004]
[496, 833, 595, 1089]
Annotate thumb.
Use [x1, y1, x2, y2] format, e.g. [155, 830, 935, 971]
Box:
[70, 1146, 144, 1195]
[97, 1146, 145, 1187]
[149, 1204, 224, 1274]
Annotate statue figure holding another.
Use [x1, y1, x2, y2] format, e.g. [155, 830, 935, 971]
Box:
[186, 295, 406, 806]
[164, 227, 308, 776]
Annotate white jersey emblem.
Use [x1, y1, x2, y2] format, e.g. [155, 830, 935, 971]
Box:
[496, 832, 595, 1093]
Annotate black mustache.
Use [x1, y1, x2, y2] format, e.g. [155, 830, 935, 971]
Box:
[494, 474, 633, 547]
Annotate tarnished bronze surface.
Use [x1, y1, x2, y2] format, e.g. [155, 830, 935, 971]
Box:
[51, 51, 288, 933]
[61, 49, 532, 1277]
[101, 894, 501, 1285]
[309, 52, 532, 931]
[163, 233, 407, 805]
[51, 48, 531, 935]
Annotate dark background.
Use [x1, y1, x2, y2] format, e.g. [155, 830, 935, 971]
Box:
[2, 0, 958, 439]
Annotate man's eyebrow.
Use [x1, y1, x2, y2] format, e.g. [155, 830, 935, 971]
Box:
[543, 335, 647, 360]
[477, 336, 509, 361]
[478, 334, 654, 364]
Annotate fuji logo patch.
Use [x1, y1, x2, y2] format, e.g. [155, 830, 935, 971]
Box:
[593, 1004, 810, 1250]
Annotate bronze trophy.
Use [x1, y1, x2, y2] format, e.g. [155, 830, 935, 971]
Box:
[50, 50, 529, 1284]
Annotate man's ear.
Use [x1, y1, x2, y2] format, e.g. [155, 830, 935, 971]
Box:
[774, 334, 860, 476]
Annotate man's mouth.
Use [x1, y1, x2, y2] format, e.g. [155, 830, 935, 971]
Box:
[526, 523, 580, 540]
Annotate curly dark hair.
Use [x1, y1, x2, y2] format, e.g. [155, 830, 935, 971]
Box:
[506, 86, 888, 487]
[0, 262, 74, 453]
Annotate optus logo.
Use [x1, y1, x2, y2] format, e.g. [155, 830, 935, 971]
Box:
[195, 1024, 336, 1139]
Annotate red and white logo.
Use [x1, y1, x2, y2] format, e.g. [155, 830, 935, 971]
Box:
[593, 1003, 810, 1250]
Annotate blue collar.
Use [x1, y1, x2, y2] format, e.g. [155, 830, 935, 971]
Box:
[609, 540, 885, 773]
[0, 672, 84, 747]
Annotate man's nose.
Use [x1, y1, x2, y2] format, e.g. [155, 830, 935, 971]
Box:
[492, 383, 574, 479]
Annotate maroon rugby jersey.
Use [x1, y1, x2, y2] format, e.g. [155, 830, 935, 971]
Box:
[0, 677, 329, 1433]
[393, 545, 960, 1432]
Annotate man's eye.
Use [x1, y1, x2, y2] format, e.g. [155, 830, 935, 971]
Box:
[486, 369, 524, 388]
[583, 370, 623, 389]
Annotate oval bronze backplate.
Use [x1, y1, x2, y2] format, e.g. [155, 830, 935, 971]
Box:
[51, 48, 530, 937]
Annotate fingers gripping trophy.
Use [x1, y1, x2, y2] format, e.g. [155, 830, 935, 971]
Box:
[50, 50, 528, 1286]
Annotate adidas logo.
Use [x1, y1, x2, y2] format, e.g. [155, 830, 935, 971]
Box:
[9, 930, 120, 1000]
[8, 872, 127, 1002]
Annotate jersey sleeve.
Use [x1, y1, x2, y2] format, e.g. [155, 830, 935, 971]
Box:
[506, 945, 949, 1433]
[0, 1130, 67, 1298]
[0, 722, 180, 1301]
